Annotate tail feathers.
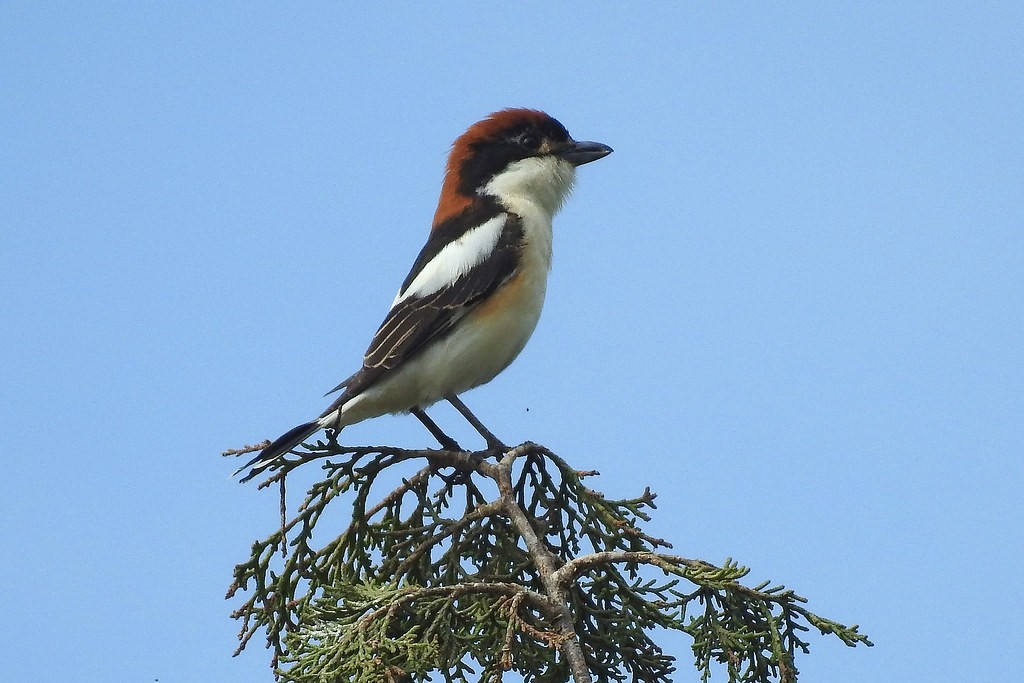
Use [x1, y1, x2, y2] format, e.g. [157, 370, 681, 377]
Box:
[234, 421, 320, 482]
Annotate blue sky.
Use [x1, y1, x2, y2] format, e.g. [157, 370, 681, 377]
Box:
[2, 3, 1021, 681]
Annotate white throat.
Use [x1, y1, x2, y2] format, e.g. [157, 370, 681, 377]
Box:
[481, 156, 577, 220]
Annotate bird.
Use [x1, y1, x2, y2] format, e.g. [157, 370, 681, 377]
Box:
[236, 108, 612, 481]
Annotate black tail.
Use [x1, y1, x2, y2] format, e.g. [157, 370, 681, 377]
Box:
[234, 421, 320, 482]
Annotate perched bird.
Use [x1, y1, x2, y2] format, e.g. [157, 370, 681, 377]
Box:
[236, 109, 611, 481]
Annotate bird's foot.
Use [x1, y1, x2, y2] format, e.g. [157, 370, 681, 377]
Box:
[438, 435, 464, 452]
[481, 439, 510, 459]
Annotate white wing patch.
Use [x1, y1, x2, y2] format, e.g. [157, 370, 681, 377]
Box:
[393, 214, 507, 305]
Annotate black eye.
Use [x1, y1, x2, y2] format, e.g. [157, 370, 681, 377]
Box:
[519, 134, 541, 149]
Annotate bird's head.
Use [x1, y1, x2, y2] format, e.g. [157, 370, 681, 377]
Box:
[434, 109, 612, 225]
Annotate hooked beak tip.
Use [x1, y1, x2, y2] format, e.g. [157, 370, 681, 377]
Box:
[560, 140, 613, 166]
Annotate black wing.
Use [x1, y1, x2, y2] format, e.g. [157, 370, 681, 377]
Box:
[322, 212, 523, 412]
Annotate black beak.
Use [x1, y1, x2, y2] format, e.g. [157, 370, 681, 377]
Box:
[559, 140, 613, 166]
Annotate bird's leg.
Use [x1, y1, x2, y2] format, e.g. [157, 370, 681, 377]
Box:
[446, 394, 508, 453]
[411, 407, 463, 451]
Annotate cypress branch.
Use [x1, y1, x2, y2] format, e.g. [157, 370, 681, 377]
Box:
[225, 437, 871, 682]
